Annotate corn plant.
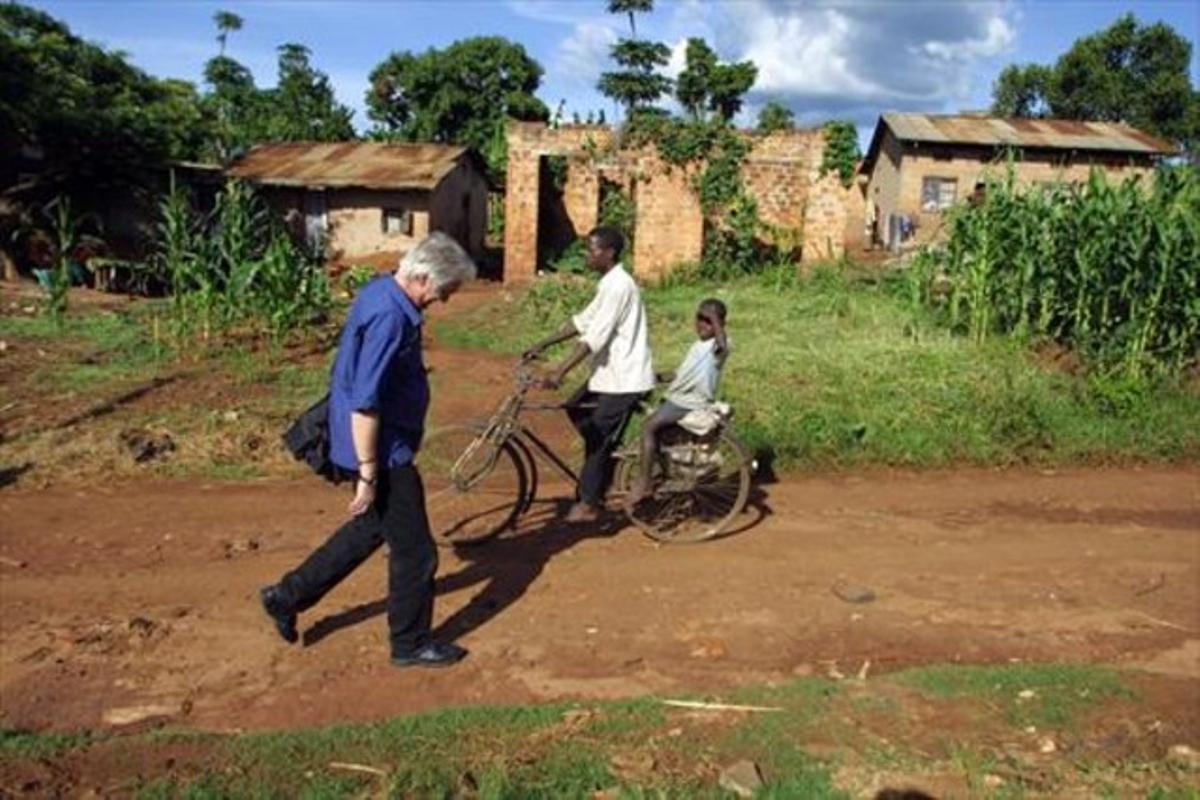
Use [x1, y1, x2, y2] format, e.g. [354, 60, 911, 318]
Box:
[152, 176, 331, 345]
[155, 172, 207, 340]
[913, 164, 1200, 375]
[41, 197, 76, 326]
[250, 232, 331, 339]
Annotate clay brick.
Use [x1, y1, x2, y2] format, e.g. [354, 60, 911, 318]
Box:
[504, 123, 858, 281]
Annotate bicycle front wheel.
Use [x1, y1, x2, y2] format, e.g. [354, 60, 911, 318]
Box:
[618, 428, 751, 543]
[418, 424, 528, 546]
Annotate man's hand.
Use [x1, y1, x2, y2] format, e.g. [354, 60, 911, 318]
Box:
[348, 478, 376, 516]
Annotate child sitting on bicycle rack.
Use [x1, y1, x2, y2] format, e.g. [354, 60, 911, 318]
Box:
[627, 298, 729, 505]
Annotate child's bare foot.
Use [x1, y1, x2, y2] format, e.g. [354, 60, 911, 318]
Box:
[564, 501, 600, 523]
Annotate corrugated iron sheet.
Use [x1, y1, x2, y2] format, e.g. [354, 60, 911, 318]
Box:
[882, 112, 1177, 155]
[226, 142, 470, 190]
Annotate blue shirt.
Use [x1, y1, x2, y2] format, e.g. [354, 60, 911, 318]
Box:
[328, 275, 429, 471]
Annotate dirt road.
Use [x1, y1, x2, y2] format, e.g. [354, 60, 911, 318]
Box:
[2, 465, 1196, 734]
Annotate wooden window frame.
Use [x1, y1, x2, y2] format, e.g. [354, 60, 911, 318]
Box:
[921, 176, 958, 212]
[382, 208, 413, 236]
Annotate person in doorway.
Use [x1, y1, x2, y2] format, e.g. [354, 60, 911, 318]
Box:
[260, 232, 477, 668]
[627, 298, 729, 504]
[522, 226, 654, 523]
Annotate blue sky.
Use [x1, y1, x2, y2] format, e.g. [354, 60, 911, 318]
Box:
[28, 0, 1200, 145]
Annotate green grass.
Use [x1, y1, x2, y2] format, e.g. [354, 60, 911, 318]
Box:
[1, 306, 172, 392]
[894, 663, 1134, 729]
[0, 728, 94, 759]
[433, 265, 1200, 470]
[4, 664, 1179, 798]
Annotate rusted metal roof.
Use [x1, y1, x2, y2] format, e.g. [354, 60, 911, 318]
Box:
[883, 112, 1177, 153]
[226, 142, 473, 190]
[861, 112, 1177, 173]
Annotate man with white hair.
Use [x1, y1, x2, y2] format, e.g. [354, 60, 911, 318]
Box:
[260, 232, 477, 668]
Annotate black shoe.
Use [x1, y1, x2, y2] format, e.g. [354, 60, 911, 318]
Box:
[259, 585, 298, 644]
[390, 641, 468, 669]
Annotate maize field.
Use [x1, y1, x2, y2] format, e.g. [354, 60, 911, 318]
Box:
[911, 165, 1200, 373]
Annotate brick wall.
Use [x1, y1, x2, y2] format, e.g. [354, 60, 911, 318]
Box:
[326, 188, 429, 262]
[898, 150, 1154, 246]
[865, 131, 1159, 249]
[504, 123, 615, 283]
[504, 122, 855, 282]
[864, 130, 904, 248]
[629, 152, 705, 279]
[561, 156, 601, 239]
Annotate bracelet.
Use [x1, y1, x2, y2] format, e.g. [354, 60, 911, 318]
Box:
[357, 457, 376, 465]
[358, 474, 377, 487]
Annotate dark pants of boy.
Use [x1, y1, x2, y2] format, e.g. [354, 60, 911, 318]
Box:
[275, 464, 437, 655]
[565, 386, 644, 507]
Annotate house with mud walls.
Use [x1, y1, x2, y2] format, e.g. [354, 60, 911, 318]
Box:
[860, 112, 1177, 251]
[501, 122, 863, 284]
[227, 142, 488, 264]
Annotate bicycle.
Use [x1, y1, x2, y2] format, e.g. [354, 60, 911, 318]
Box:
[417, 361, 755, 546]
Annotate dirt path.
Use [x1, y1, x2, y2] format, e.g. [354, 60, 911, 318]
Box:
[1, 464, 1197, 734]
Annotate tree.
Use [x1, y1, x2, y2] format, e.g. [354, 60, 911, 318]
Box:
[202, 53, 266, 160]
[1, 3, 210, 270]
[213, 10, 242, 56]
[1, 5, 208, 189]
[756, 100, 795, 133]
[675, 38, 757, 123]
[266, 43, 354, 141]
[367, 37, 549, 182]
[990, 64, 1052, 118]
[608, 0, 652, 38]
[598, 0, 671, 117]
[990, 14, 1198, 153]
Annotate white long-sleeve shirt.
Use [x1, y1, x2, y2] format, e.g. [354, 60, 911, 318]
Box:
[571, 264, 655, 394]
[665, 338, 727, 410]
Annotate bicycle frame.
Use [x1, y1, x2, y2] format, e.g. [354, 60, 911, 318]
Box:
[450, 366, 580, 494]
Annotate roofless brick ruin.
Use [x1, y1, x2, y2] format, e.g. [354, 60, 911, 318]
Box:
[502, 122, 862, 283]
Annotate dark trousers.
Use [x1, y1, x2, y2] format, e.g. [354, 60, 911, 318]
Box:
[565, 385, 644, 506]
[277, 464, 437, 655]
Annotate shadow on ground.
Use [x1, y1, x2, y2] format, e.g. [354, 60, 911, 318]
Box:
[302, 490, 772, 647]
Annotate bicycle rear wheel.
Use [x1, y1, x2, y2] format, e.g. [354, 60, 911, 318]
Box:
[618, 427, 751, 543]
[419, 424, 528, 546]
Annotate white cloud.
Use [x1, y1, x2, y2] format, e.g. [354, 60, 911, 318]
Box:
[921, 15, 1015, 61]
[507, 0, 599, 26]
[740, 6, 877, 98]
[556, 20, 618, 86]
[540, 0, 1018, 128]
[722, 0, 1017, 124]
[665, 37, 689, 80]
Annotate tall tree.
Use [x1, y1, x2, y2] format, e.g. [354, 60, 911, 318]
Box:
[675, 38, 757, 123]
[608, 0, 652, 37]
[991, 14, 1198, 153]
[598, 0, 671, 118]
[266, 43, 354, 141]
[203, 52, 265, 161]
[367, 37, 549, 182]
[213, 10, 242, 56]
[756, 100, 795, 133]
